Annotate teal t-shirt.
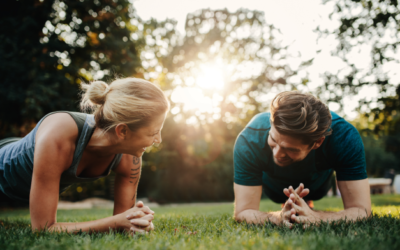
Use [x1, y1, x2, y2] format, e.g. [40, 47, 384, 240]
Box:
[233, 111, 367, 195]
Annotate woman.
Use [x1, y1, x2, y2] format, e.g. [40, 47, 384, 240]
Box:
[0, 78, 169, 234]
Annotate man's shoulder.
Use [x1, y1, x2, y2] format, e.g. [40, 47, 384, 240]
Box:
[235, 112, 270, 152]
[244, 112, 271, 132]
[329, 111, 359, 137]
[323, 111, 363, 154]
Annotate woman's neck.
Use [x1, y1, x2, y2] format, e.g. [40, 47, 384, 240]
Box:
[85, 127, 122, 157]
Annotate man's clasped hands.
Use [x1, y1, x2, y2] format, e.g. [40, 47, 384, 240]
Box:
[280, 183, 320, 227]
[122, 183, 318, 234]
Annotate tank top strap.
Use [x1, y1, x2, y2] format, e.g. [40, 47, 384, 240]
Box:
[69, 114, 96, 172]
[64, 112, 86, 141]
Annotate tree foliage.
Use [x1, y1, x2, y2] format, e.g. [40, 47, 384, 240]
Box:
[318, 0, 400, 171]
[318, 0, 400, 121]
[0, 0, 143, 137]
[140, 9, 300, 202]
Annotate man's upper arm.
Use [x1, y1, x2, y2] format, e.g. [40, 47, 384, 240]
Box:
[233, 132, 265, 217]
[233, 134, 263, 186]
[338, 179, 371, 215]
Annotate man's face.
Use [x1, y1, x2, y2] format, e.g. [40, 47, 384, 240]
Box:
[267, 124, 324, 167]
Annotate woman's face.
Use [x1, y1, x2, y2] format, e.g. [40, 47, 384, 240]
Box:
[125, 112, 167, 157]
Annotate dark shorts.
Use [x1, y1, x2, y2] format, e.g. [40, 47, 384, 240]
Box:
[262, 171, 335, 203]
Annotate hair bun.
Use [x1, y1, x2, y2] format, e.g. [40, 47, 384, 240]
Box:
[84, 81, 110, 106]
[80, 80, 111, 112]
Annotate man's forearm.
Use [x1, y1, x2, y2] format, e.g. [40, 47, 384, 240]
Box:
[314, 207, 370, 222]
[235, 209, 281, 225]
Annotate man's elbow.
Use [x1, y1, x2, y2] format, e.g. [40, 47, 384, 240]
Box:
[352, 205, 371, 218]
[364, 206, 372, 217]
[234, 210, 244, 222]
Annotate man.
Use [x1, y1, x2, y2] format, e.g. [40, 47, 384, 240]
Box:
[233, 91, 371, 227]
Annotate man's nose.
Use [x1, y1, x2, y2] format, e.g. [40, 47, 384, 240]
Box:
[273, 145, 286, 158]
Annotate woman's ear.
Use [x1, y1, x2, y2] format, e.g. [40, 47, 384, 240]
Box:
[115, 124, 129, 140]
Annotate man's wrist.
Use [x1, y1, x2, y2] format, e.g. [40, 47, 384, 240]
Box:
[266, 211, 281, 225]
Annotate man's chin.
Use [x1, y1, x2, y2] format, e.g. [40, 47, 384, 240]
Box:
[273, 158, 292, 167]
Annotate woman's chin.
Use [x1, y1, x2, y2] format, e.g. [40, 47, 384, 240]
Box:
[133, 148, 146, 157]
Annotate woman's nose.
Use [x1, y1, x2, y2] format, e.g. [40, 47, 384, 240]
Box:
[155, 132, 162, 144]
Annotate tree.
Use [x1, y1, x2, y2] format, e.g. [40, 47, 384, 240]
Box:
[316, 0, 400, 175]
[317, 0, 400, 124]
[140, 9, 303, 202]
[0, 0, 143, 138]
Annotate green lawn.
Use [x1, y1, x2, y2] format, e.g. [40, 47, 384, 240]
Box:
[1, 195, 400, 250]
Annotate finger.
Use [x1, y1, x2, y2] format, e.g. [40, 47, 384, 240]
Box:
[283, 188, 290, 198]
[291, 202, 305, 215]
[282, 198, 293, 212]
[136, 201, 144, 207]
[299, 188, 310, 198]
[126, 211, 146, 220]
[289, 193, 300, 205]
[295, 183, 304, 195]
[283, 210, 293, 220]
[139, 205, 155, 215]
[291, 214, 301, 223]
[291, 214, 310, 225]
[290, 191, 306, 206]
[143, 222, 154, 232]
[283, 219, 293, 228]
[140, 214, 154, 222]
[130, 227, 146, 234]
[130, 219, 151, 227]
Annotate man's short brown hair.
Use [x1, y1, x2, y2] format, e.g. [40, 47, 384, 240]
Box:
[270, 91, 332, 145]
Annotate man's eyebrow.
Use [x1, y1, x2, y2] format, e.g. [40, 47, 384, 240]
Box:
[270, 134, 301, 152]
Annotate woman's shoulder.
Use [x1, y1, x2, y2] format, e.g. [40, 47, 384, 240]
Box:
[35, 112, 80, 147]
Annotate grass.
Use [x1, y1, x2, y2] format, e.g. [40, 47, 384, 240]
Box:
[1, 195, 400, 250]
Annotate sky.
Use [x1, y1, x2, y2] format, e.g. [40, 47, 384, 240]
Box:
[133, 0, 399, 119]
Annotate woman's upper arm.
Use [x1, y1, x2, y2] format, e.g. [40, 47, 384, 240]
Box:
[30, 114, 77, 230]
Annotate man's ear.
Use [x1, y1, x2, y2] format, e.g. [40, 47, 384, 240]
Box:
[312, 136, 325, 150]
[115, 124, 129, 140]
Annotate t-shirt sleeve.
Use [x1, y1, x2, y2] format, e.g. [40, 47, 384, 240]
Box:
[233, 133, 263, 186]
[328, 121, 367, 181]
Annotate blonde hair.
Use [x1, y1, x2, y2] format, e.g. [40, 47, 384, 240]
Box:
[80, 78, 169, 132]
[270, 91, 332, 145]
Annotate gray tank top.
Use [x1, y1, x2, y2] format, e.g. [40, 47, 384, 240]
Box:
[0, 111, 122, 203]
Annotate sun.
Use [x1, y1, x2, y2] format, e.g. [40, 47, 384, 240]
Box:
[170, 64, 226, 123]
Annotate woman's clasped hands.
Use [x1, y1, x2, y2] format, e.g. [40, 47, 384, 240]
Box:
[120, 201, 155, 234]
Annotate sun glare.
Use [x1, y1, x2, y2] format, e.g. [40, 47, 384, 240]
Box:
[170, 64, 226, 123]
[196, 65, 225, 90]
